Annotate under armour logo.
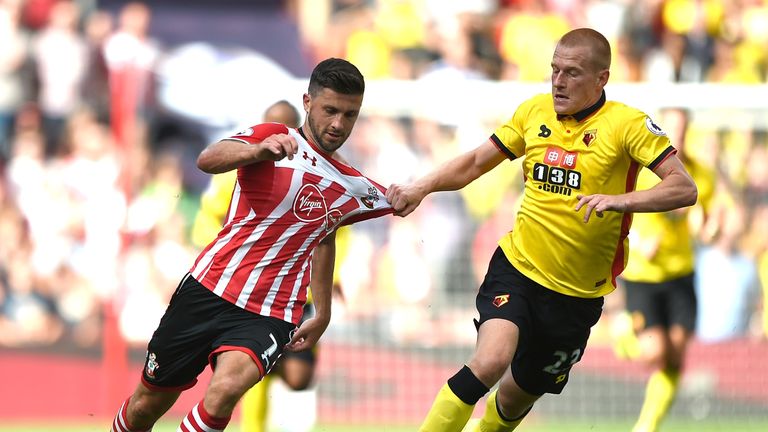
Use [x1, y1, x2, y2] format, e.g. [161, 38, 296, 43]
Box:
[302, 151, 317, 166]
[538, 125, 551, 138]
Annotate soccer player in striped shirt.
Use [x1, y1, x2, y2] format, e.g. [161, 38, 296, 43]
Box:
[110, 58, 393, 432]
[387, 28, 698, 431]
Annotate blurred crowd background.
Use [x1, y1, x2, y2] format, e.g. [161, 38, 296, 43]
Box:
[0, 0, 767, 424]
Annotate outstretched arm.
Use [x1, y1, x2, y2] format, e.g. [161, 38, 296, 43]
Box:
[286, 231, 336, 352]
[386, 139, 506, 217]
[575, 154, 698, 222]
[196, 134, 299, 174]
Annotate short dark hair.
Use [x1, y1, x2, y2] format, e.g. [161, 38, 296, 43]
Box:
[308, 58, 365, 96]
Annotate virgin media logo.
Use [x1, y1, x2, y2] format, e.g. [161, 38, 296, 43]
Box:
[293, 184, 343, 231]
[293, 184, 328, 222]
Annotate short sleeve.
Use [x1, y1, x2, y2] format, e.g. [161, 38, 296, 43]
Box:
[490, 95, 543, 161]
[623, 111, 675, 170]
[225, 123, 290, 145]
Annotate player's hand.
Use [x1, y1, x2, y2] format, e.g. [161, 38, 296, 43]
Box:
[386, 183, 425, 217]
[285, 316, 330, 352]
[258, 133, 298, 161]
[575, 193, 627, 223]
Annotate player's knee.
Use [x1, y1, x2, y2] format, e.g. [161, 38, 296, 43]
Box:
[209, 374, 253, 403]
[468, 355, 511, 384]
[128, 395, 160, 427]
[637, 339, 666, 369]
[641, 350, 670, 371]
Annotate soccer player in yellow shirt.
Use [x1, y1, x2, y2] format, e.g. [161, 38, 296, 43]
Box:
[617, 107, 715, 432]
[386, 28, 698, 432]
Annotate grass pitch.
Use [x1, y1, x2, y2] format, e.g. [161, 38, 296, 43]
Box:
[2, 419, 768, 432]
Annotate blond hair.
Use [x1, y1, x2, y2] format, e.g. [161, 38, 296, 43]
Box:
[558, 28, 611, 72]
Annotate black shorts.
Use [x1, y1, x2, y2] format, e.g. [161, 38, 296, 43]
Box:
[141, 274, 297, 391]
[476, 247, 604, 395]
[622, 273, 696, 332]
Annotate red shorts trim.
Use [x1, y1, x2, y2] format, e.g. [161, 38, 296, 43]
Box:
[209, 345, 265, 378]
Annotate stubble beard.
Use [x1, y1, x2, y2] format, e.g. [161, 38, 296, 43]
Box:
[308, 116, 343, 154]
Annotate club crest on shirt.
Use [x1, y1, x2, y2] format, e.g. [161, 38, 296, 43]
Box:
[645, 117, 666, 136]
[360, 186, 380, 209]
[145, 352, 159, 378]
[493, 294, 510, 308]
[582, 129, 597, 146]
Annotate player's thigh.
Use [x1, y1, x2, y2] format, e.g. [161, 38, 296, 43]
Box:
[468, 319, 520, 385]
[623, 279, 666, 330]
[208, 350, 263, 397]
[664, 273, 697, 332]
[473, 248, 534, 385]
[211, 309, 297, 382]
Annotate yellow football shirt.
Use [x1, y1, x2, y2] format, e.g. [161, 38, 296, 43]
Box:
[492, 93, 675, 298]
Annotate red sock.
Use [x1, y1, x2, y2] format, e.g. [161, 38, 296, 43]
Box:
[111, 396, 151, 432]
[177, 401, 231, 432]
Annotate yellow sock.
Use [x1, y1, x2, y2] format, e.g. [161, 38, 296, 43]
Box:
[419, 383, 476, 432]
[473, 390, 526, 432]
[633, 369, 680, 432]
[241, 374, 272, 432]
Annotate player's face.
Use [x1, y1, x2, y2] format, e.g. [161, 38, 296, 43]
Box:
[550, 44, 608, 116]
[302, 88, 363, 154]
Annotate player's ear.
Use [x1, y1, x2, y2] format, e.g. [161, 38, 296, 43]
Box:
[597, 69, 610, 87]
[302, 93, 311, 113]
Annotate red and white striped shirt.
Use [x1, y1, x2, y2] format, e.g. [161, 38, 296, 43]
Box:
[190, 123, 392, 324]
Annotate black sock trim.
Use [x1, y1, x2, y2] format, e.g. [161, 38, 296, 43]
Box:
[446, 365, 489, 405]
[497, 397, 532, 423]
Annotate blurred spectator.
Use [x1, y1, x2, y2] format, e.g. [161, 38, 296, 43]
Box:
[696, 195, 761, 342]
[19, 0, 56, 31]
[495, 0, 571, 81]
[0, 0, 32, 161]
[81, 9, 114, 125]
[103, 1, 161, 150]
[30, 0, 88, 157]
[660, 0, 721, 80]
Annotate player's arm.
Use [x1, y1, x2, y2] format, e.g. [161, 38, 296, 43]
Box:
[196, 134, 299, 174]
[286, 231, 336, 352]
[387, 139, 506, 216]
[575, 154, 698, 222]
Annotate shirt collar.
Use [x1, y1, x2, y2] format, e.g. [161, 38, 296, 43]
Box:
[556, 90, 606, 122]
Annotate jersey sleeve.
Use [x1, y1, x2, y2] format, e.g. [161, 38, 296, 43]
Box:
[622, 111, 676, 170]
[340, 175, 394, 226]
[490, 96, 540, 160]
[225, 123, 290, 145]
